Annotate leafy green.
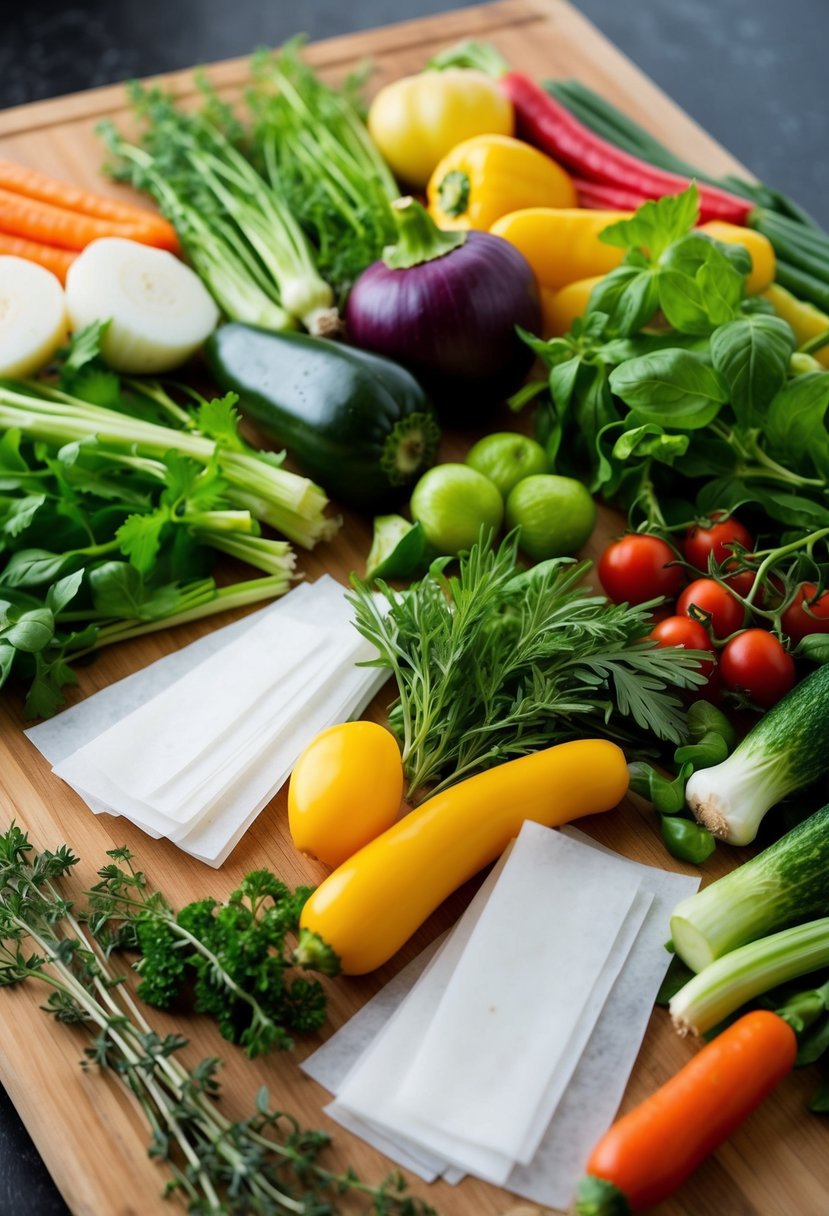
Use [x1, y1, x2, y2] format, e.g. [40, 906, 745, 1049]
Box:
[350, 534, 707, 801]
[0, 344, 322, 715]
[86, 849, 339, 1057]
[516, 185, 829, 540]
[0, 827, 435, 1214]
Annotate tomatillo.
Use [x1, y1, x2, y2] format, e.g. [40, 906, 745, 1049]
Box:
[505, 473, 596, 559]
[410, 463, 504, 555]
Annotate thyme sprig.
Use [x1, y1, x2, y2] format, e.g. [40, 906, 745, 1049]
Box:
[350, 533, 708, 801]
[0, 827, 436, 1215]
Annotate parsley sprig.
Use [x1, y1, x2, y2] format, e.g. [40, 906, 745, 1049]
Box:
[0, 827, 435, 1215]
[350, 534, 707, 802]
[86, 849, 339, 1059]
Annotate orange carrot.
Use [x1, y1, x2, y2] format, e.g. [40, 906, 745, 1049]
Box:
[0, 160, 178, 249]
[0, 232, 76, 283]
[575, 1011, 797, 1214]
[0, 187, 179, 253]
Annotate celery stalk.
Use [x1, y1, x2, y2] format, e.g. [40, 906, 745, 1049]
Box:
[670, 917, 829, 1036]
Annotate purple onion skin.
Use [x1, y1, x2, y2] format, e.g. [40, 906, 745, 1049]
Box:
[344, 231, 541, 415]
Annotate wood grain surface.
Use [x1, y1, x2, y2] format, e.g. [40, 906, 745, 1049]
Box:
[0, 2, 826, 1214]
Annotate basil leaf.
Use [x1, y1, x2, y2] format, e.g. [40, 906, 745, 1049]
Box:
[659, 235, 743, 333]
[89, 562, 146, 619]
[0, 642, 15, 687]
[46, 569, 85, 616]
[613, 423, 689, 464]
[549, 355, 582, 412]
[588, 266, 660, 337]
[710, 314, 795, 427]
[765, 372, 829, 473]
[609, 349, 729, 428]
[0, 549, 83, 589]
[658, 269, 712, 335]
[797, 634, 829, 666]
[599, 184, 699, 258]
[2, 607, 55, 653]
[0, 494, 46, 539]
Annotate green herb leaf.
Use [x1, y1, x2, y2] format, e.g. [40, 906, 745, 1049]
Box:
[0, 549, 83, 589]
[116, 510, 170, 574]
[1, 607, 55, 653]
[609, 349, 729, 428]
[195, 394, 248, 453]
[710, 314, 795, 427]
[612, 422, 689, 465]
[46, 570, 84, 616]
[765, 372, 829, 476]
[599, 183, 699, 258]
[588, 265, 660, 336]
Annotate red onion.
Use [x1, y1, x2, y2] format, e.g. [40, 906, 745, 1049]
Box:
[345, 197, 541, 413]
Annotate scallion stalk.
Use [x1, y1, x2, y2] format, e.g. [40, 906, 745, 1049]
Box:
[670, 917, 829, 1036]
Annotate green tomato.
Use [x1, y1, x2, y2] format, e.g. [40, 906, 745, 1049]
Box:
[410, 464, 503, 556]
[505, 474, 596, 560]
[465, 432, 548, 498]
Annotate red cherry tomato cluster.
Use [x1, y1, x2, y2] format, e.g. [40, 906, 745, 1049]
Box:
[598, 515, 809, 710]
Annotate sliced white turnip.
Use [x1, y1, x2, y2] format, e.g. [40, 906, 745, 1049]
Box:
[0, 256, 68, 377]
[65, 237, 219, 373]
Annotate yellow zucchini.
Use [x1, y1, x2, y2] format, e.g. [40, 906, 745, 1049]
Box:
[300, 738, 629, 974]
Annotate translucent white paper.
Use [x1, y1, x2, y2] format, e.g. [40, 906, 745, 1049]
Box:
[303, 825, 701, 1202]
[26, 577, 389, 865]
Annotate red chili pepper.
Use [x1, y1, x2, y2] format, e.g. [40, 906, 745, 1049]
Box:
[574, 1010, 797, 1214]
[572, 177, 748, 226]
[499, 72, 752, 226]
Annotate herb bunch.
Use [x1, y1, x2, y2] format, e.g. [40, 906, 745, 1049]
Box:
[0, 826, 435, 1215]
[87, 848, 340, 1058]
[516, 184, 829, 544]
[247, 38, 399, 301]
[0, 323, 340, 718]
[350, 533, 707, 801]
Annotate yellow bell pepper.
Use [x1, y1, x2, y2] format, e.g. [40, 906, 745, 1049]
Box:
[698, 221, 775, 294]
[367, 69, 513, 191]
[288, 721, 404, 868]
[490, 208, 631, 291]
[762, 282, 829, 368]
[541, 275, 605, 338]
[426, 133, 576, 232]
[300, 738, 628, 974]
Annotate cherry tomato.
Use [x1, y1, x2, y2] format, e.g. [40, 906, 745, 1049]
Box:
[723, 567, 785, 608]
[719, 629, 796, 709]
[781, 583, 829, 643]
[677, 578, 745, 640]
[684, 515, 753, 573]
[598, 535, 684, 605]
[649, 615, 715, 679]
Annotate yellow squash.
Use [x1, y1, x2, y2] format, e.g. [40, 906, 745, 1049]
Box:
[288, 721, 404, 868]
[300, 738, 629, 974]
[540, 275, 605, 338]
[490, 208, 631, 291]
[762, 282, 829, 368]
[367, 69, 513, 191]
[426, 133, 576, 231]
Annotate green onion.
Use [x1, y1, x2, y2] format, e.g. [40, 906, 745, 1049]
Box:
[670, 917, 829, 1036]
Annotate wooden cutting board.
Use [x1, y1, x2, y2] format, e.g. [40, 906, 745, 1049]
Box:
[0, 2, 827, 1213]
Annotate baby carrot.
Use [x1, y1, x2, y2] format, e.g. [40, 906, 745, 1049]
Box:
[0, 232, 76, 283]
[0, 160, 178, 249]
[574, 1010, 797, 1214]
[0, 187, 179, 253]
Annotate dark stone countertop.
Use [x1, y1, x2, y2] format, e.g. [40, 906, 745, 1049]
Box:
[0, 2, 826, 1213]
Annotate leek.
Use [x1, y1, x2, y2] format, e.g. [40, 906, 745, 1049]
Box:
[671, 803, 829, 973]
[670, 917, 829, 1036]
[686, 663, 829, 844]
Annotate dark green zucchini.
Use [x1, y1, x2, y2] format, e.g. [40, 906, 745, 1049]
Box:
[204, 324, 440, 511]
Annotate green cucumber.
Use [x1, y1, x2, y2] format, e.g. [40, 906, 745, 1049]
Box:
[685, 662, 829, 845]
[671, 802, 829, 972]
[204, 323, 440, 512]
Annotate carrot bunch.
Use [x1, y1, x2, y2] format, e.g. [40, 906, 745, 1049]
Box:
[0, 160, 179, 282]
